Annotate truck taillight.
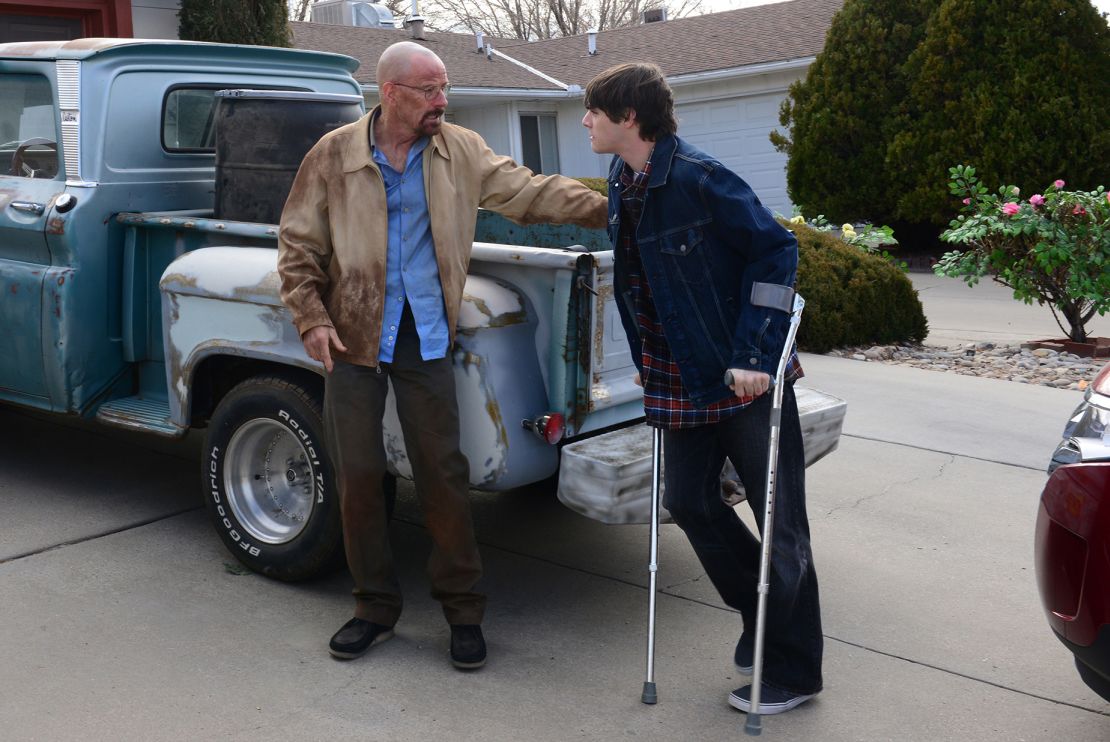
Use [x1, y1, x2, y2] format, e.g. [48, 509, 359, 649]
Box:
[522, 413, 565, 445]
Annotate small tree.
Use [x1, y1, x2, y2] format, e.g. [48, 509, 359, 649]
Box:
[770, 0, 934, 225]
[937, 165, 1110, 343]
[887, 0, 1110, 226]
[179, 0, 291, 47]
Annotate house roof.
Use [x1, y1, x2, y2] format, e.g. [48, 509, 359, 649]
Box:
[290, 22, 563, 90]
[502, 0, 842, 87]
[290, 0, 841, 90]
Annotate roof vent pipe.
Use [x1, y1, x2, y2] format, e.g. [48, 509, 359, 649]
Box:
[405, 15, 426, 39]
[485, 42, 493, 60]
[475, 30, 484, 52]
[587, 29, 597, 55]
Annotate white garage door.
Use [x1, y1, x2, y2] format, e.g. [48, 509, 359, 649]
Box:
[676, 92, 792, 218]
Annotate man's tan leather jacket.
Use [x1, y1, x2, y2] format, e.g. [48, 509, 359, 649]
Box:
[277, 110, 608, 367]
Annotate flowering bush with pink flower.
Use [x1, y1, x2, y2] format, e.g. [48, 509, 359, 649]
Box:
[937, 165, 1110, 342]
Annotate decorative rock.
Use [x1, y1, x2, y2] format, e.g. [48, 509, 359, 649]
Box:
[825, 341, 1105, 390]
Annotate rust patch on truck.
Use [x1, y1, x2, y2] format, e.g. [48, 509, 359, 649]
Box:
[47, 217, 66, 235]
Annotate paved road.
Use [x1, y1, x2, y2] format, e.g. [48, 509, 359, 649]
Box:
[2, 276, 1109, 740]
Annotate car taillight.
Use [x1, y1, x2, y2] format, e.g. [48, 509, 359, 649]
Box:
[522, 413, 565, 445]
[1035, 502, 1088, 620]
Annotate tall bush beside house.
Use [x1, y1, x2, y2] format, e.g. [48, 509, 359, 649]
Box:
[937, 166, 1110, 344]
[179, 0, 291, 47]
[886, 0, 1110, 227]
[770, 0, 933, 226]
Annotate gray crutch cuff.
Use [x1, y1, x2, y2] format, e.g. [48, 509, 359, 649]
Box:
[750, 282, 795, 313]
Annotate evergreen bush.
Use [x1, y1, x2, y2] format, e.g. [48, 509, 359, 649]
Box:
[887, 0, 1110, 226]
[771, 0, 933, 225]
[178, 0, 291, 47]
[786, 220, 928, 353]
[773, 0, 1110, 250]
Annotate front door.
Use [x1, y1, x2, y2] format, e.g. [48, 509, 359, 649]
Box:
[0, 70, 61, 402]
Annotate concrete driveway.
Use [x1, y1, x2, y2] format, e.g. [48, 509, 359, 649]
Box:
[2, 275, 1109, 741]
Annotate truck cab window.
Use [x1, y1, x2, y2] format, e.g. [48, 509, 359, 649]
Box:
[0, 74, 59, 179]
[163, 86, 307, 153]
[163, 88, 219, 152]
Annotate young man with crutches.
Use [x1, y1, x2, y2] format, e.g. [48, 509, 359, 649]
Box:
[582, 62, 823, 716]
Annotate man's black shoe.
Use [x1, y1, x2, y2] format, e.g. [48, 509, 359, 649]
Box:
[449, 624, 487, 669]
[328, 617, 394, 660]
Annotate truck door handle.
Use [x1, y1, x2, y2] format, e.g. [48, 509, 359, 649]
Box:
[10, 201, 45, 215]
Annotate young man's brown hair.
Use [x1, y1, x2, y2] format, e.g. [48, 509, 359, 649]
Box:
[583, 62, 677, 141]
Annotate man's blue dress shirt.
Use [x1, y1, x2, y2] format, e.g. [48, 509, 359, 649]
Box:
[372, 137, 449, 362]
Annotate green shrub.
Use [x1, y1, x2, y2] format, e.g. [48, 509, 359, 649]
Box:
[887, 0, 1110, 226]
[574, 177, 609, 195]
[771, 0, 933, 225]
[178, 0, 291, 46]
[773, 0, 1110, 248]
[786, 220, 928, 353]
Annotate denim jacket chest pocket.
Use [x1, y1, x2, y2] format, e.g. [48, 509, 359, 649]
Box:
[654, 223, 712, 285]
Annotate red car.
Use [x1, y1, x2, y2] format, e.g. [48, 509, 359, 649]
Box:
[1035, 361, 1110, 701]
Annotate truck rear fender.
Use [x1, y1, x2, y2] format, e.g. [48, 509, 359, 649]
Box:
[159, 246, 314, 427]
[451, 274, 558, 489]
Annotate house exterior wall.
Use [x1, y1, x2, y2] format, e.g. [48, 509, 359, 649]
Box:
[131, 0, 179, 39]
[452, 102, 513, 159]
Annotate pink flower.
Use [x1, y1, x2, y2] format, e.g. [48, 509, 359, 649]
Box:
[1073, 204, 1086, 216]
[1002, 202, 1021, 216]
[962, 197, 972, 205]
[1106, 192, 1110, 205]
[1054, 179, 1066, 189]
[1029, 194, 1045, 207]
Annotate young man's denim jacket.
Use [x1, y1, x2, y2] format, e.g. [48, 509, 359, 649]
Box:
[607, 133, 799, 408]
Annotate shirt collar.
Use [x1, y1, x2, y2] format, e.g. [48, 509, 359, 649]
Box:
[342, 105, 449, 173]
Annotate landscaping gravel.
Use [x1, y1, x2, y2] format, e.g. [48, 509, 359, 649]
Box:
[824, 342, 1106, 391]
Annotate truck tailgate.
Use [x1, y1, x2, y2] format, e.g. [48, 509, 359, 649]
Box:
[556, 386, 847, 524]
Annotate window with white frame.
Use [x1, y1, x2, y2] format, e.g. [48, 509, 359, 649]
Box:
[519, 113, 559, 174]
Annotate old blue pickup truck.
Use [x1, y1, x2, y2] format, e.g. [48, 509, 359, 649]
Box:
[0, 38, 846, 580]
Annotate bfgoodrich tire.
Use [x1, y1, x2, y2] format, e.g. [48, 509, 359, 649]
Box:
[203, 374, 341, 581]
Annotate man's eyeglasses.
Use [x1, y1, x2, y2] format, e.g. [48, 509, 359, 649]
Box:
[390, 82, 451, 100]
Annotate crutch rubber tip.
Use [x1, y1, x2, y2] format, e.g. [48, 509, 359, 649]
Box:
[744, 713, 763, 736]
[641, 681, 657, 705]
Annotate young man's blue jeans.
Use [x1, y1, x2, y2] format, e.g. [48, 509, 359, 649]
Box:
[661, 382, 823, 696]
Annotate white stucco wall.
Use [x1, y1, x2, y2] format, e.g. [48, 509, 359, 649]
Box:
[451, 102, 513, 158]
[132, 0, 180, 39]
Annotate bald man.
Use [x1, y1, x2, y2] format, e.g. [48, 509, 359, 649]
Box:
[278, 41, 607, 670]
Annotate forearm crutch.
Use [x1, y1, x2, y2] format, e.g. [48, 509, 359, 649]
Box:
[641, 424, 663, 705]
[745, 292, 805, 736]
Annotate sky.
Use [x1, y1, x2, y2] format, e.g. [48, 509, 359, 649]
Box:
[708, 0, 1110, 14]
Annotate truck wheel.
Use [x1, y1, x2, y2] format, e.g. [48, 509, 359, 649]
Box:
[203, 375, 340, 582]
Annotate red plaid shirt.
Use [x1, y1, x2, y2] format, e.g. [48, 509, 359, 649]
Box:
[618, 161, 802, 430]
